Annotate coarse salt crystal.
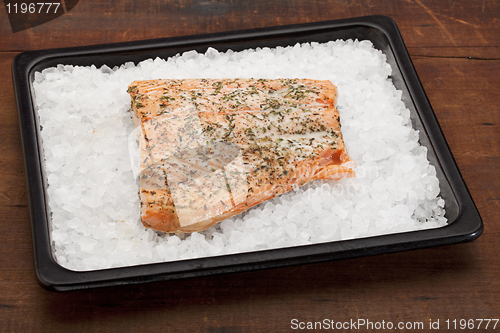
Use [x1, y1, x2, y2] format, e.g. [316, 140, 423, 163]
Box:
[34, 39, 447, 271]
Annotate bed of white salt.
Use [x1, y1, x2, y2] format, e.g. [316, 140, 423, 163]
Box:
[32, 40, 447, 271]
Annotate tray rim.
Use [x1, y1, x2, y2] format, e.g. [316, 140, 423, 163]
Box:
[12, 15, 483, 291]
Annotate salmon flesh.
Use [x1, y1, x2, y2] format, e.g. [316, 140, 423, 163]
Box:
[127, 78, 355, 233]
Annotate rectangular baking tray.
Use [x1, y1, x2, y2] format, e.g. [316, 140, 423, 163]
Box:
[12, 15, 483, 291]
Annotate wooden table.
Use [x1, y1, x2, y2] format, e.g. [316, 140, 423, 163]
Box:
[1, 1, 498, 332]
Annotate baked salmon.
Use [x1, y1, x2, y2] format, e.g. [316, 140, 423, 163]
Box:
[127, 78, 355, 233]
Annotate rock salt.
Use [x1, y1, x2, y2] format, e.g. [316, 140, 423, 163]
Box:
[33, 39, 448, 271]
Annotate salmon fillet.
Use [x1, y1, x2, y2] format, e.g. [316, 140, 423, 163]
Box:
[127, 78, 355, 233]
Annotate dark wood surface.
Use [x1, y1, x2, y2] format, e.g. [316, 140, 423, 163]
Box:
[1, 1, 499, 332]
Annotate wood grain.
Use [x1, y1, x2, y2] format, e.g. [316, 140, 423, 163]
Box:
[0, 1, 499, 332]
[0, 0, 498, 50]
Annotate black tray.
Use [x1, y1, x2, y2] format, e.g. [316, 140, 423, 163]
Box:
[12, 15, 483, 291]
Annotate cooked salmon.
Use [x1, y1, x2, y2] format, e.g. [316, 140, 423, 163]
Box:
[127, 78, 355, 233]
